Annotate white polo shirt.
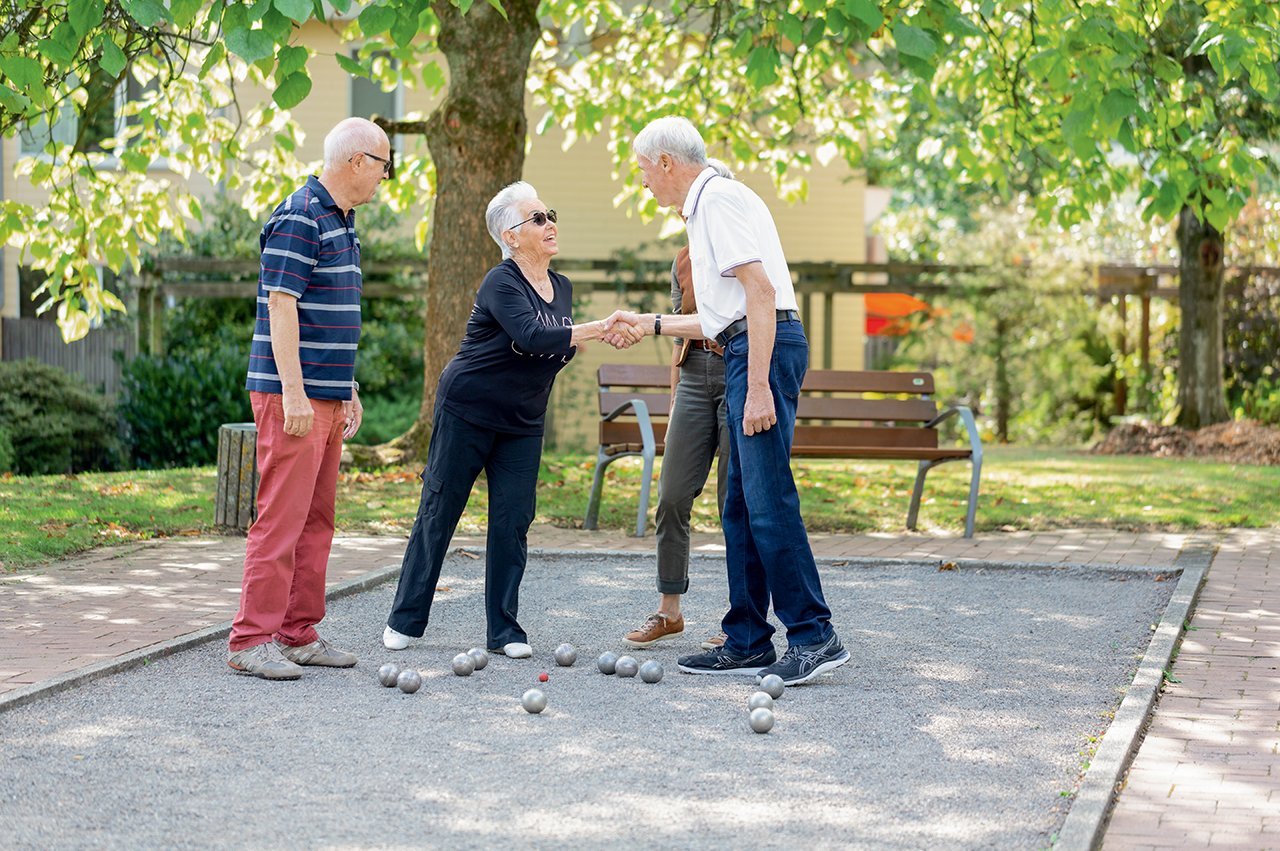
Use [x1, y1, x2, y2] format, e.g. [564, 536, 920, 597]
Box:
[682, 167, 799, 339]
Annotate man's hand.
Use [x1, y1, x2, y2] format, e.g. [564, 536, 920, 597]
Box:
[603, 310, 646, 349]
[282, 387, 315, 437]
[743, 384, 776, 435]
[343, 387, 363, 440]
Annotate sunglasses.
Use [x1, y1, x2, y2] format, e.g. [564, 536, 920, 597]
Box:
[350, 150, 395, 178]
[507, 209, 557, 230]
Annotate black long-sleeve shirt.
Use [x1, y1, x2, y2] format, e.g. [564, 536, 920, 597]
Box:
[435, 258, 576, 435]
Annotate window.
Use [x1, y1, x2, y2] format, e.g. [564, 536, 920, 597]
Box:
[349, 50, 400, 123]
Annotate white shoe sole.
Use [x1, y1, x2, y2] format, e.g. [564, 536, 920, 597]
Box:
[382, 626, 412, 651]
[761, 651, 851, 686]
[677, 664, 767, 676]
[621, 630, 683, 649]
[495, 642, 532, 659]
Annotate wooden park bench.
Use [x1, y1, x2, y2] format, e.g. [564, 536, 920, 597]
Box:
[582, 364, 983, 538]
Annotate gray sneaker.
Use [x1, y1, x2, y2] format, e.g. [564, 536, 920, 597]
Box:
[228, 642, 303, 680]
[757, 631, 850, 686]
[275, 637, 357, 668]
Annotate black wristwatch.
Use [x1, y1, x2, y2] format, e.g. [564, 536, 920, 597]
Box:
[654, 315, 662, 336]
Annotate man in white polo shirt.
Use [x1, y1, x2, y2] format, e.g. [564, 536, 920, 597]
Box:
[606, 116, 849, 686]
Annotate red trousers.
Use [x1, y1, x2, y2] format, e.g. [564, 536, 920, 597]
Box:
[229, 391, 345, 651]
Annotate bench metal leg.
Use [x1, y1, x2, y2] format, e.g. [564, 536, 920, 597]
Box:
[963, 454, 982, 539]
[583, 451, 610, 530]
[906, 460, 931, 531]
[634, 448, 656, 537]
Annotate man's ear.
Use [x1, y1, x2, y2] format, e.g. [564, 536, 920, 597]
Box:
[660, 153, 672, 172]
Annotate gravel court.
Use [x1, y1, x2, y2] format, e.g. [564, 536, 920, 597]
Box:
[0, 552, 1174, 850]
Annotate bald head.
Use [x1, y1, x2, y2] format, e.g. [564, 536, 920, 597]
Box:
[322, 118, 389, 170]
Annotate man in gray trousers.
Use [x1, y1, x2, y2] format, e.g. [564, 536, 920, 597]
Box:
[621, 164, 734, 651]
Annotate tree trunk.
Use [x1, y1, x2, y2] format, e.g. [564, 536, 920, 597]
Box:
[993, 317, 1010, 443]
[1175, 205, 1229, 429]
[351, 1, 540, 468]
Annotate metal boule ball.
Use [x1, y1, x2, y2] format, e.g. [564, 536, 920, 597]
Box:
[597, 651, 619, 674]
[638, 660, 664, 683]
[452, 653, 476, 677]
[614, 655, 639, 678]
[396, 669, 422, 694]
[521, 688, 547, 714]
[759, 674, 785, 699]
[748, 691, 775, 711]
[377, 663, 400, 688]
[553, 643, 577, 667]
[467, 648, 489, 671]
[749, 707, 775, 734]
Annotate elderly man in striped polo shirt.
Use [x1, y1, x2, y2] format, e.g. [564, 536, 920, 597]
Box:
[228, 117, 392, 680]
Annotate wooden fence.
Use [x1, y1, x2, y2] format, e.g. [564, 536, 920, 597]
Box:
[0, 317, 136, 397]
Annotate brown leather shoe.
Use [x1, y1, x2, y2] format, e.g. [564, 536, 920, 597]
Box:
[700, 630, 727, 651]
[622, 612, 685, 648]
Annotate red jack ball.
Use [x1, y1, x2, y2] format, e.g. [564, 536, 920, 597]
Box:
[538, 671, 549, 683]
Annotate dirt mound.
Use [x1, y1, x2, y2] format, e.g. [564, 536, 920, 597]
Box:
[1093, 419, 1280, 466]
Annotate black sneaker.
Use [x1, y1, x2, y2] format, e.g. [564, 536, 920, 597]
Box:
[757, 632, 850, 685]
[677, 645, 777, 676]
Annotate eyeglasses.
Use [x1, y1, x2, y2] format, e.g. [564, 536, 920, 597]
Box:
[507, 209, 557, 230]
[349, 150, 395, 178]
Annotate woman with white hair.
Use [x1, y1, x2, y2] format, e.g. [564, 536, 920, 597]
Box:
[382, 181, 628, 658]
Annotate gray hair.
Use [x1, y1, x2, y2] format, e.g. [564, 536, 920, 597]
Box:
[323, 117, 388, 169]
[707, 157, 735, 180]
[486, 180, 539, 259]
[633, 116, 708, 168]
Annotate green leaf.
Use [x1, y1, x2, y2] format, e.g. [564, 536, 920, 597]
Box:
[486, 0, 509, 20]
[200, 41, 226, 76]
[335, 52, 369, 79]
[227, 27, 277, 64]
[0, 85, 30, 116]
[745, 45, 780, 88]
[894, 22, 937, 60]
[99, 39, 127, 78]
[1153, 55, 1181, 83]
[421, 60, 445, 91]
[277, 45, 308, 77]
[842, 0, 883, 34]
[272, 70, 312, 108]
[390, 6, 420, 48]
[1099, 90, 1136, 135]
[170, 0, 203, 27]
[121, 0, 168, 28]
[1061, 108, 1096, 159]
[69, 0, 105, 37]
[1147, 180, 1182, 221]
[261, 8, 293, 42]
[0, 55, 44, 91]
[457, 0, 474, 12]
[803, 18, 826, 49]
[1204, 203, 1229, 232]
[780, 13, 804, 46]
[359, 3, 396, 36]
[329, 0, 352, 12]
[274, 0, 314, 23]
[40, 24, 78, 67]
[120, 150, 150, 172]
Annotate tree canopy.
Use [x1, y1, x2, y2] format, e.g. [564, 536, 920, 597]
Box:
[2, 0, 1276, 432]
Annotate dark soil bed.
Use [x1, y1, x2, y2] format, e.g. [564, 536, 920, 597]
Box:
[1093, 419, 1280, 465]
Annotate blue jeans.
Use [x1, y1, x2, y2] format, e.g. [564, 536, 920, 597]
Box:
[387, 405, 542, 650]
[719, 319, 833, 655]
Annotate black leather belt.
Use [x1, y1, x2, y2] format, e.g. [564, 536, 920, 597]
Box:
[715, 309, 800, 347]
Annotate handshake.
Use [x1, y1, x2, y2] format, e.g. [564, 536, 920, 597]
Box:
[595, 310, 649, 351]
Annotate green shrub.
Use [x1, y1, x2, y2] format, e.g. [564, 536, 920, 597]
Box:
[119, 345, 253, 469]
[0, 360, 122, 474]
[350, 389, 421, 446]
[0, 425, 15, 473]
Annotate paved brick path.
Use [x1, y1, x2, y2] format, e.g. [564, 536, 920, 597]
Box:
[1102, 528, 1280, 850]
[1, 526, 1277, 847]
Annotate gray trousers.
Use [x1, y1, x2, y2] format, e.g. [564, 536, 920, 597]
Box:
[655, 349, 730, 594]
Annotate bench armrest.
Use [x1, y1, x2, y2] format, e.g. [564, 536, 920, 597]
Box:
[601, 397, 656, 454]
[926, 405, 984, 460]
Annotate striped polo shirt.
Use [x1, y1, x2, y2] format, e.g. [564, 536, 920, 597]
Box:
[245, 175, 361, 401]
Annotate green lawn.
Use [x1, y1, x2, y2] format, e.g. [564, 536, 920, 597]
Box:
[2, 447, 1276, 570]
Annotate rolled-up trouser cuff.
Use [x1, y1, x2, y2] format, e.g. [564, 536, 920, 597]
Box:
[657, 577, 690, 595]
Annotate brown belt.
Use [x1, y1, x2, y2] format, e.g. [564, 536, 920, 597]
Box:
[688, 339, 720, 352]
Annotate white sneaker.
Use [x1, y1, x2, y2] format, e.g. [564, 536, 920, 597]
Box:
[383, 625, 412, 651]
[498, 642, 532, 659]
